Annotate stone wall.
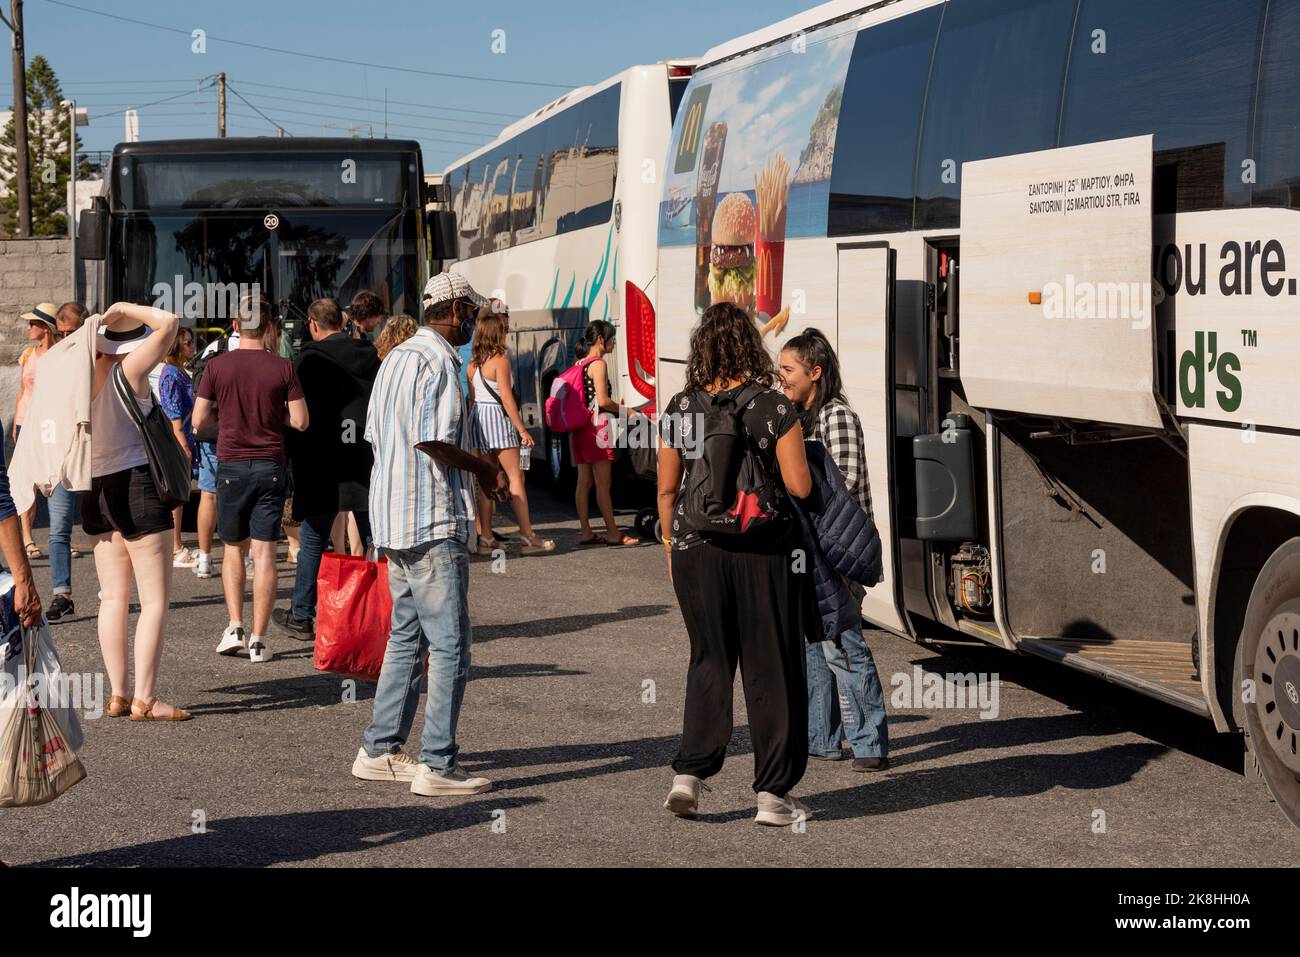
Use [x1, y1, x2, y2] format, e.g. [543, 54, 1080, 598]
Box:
[0, 238, 72, 365]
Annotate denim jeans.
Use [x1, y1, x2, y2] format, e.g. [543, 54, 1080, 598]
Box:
[47, 485, 80, 596]
[363, 538, 471, 771]
[291, 510, 371, 622]
[806, 640, 844, 757]
[822, 627, 889, 759]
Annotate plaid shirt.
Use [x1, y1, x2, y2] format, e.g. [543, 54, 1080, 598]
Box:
[812, 398, 872, 520]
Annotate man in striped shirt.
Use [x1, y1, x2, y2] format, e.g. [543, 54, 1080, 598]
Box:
[352, 272, 509, 797]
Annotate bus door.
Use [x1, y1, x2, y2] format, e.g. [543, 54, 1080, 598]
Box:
[837, 242, 911, 636]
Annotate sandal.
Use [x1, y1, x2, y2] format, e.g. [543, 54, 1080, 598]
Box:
[605, 532, 640, 546]
[129, 697, 192, 722]
[519, 536, 556, 555]
[24, 542, 40, 559]
[106, 694, 131, 718]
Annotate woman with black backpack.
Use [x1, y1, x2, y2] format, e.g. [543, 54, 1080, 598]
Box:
[656, 302, 815, 826]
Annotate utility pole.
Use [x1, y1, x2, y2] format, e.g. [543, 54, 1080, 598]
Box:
[217, 71, 226, 138]
[0, 0, 32, 237]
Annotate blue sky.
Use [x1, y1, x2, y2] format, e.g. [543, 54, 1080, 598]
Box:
[11, 0, 809, 170]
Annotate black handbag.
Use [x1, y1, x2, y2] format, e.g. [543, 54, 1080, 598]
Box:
[111, 363, 192, 509]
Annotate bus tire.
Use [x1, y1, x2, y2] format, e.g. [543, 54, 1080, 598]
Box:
[1232, 536, 1300, 828]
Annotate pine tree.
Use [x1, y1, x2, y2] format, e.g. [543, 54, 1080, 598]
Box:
[0, 55, 90, 237]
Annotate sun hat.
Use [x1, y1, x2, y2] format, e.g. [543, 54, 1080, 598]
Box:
[95, 315, 153, 355]
[21, 302, 59, 333]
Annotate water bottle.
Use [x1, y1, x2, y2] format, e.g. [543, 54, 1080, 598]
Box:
[519, 437, 531, 471]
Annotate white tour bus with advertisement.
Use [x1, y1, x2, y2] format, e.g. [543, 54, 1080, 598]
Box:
[656, 0, 1300, 829]
[443, 60, 696, 489]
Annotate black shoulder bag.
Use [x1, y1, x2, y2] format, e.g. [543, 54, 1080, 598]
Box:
[111, 363, 193, 508]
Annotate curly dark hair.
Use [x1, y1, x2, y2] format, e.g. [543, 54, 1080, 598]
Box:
[684, 302, 775, 392]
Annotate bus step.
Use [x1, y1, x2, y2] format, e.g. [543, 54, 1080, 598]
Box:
[1016, 637, 1210, 717]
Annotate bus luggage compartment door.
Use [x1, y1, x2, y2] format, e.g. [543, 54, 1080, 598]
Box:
[960, 135, 1161, 429]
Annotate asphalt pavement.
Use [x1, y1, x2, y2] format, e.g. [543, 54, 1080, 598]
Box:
[6, 491, 1299, 867]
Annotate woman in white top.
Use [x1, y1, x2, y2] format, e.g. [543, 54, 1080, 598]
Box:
[467, 311, 554, 555]
[86, 303, 190, 722]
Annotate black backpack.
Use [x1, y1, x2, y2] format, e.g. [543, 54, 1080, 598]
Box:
[188, 336, 230, 444]
[679, 384, 782, 536]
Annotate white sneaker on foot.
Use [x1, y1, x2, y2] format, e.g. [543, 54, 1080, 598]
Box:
[410, 764, 492, 796]
[194, 553, 214, 578]
[754, 792, 813, 827]
[172, 546, 198, 568]
[247, 634, 270, 663]
[663, 774, 710, 817]
[216, 624, 246, 656]
[245, 556, 254, 579]
[351, 747, 421, 782]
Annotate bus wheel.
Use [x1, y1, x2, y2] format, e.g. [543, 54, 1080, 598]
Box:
[1233, 537, 1300, 827]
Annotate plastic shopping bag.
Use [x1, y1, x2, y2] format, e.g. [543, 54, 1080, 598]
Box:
[313, 552, 392, 683]
[0, 588, 87, 806]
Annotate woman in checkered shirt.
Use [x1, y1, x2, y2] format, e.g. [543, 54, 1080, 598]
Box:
[780, 328, 890, 773]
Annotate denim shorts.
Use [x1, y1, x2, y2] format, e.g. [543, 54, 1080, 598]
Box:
[216, 459, 287, 543]
[197, 441, 219, 493]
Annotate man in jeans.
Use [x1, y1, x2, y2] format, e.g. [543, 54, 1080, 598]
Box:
[351, 272, 508, 796]
[193, 295, 308, 663]
[273, 297, 379, 637]
[44, 301, 88, 621]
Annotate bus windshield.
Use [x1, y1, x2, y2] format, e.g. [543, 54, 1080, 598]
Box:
[108, 207, 421, 335]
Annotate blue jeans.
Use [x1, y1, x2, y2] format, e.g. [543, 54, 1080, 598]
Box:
[806, 640, 845, 757]
[291, 510, 371, 622]
[47, 486, 80, 596]
[823, 627, 889, 759]
[363, 539, 471, 771]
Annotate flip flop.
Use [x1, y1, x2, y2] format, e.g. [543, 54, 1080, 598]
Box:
[578, 537, 604, 546]
[605, 534, 640, 546]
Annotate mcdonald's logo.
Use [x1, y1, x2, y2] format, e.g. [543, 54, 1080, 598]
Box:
[673, 84, 711, 175]
[757, 247, 775, 297]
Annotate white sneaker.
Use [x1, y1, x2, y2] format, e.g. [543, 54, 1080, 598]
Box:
[351, 747, 421, 782]
[754, 792, 814, 827]
[194, 553, 214, 578]
[247, 634, 270, 663]
[663, 774, 710, 817]
[216, 624, 246, 656]
[172, 546, 198, 568]
[410, 764, 492, 796]
[245, 556, 254, 579]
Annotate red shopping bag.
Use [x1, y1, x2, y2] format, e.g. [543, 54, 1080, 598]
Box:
[313, 552, 392, 683]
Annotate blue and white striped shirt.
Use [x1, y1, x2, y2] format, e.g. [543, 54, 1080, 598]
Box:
[366, 327, 475, 549]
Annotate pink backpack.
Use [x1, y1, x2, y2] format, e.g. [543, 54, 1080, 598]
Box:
[545, 357, 596, 432]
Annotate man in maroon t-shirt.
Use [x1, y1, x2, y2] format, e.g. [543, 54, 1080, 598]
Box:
[193, 295, 308, 664]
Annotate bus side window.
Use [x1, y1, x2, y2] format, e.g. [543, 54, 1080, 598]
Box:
[540, 107, 578, 240]
[915, 0, 1076, 230]
[1060, 0, 1265, 214]
[1252, 1, 1300, 210]
[571, 84, 620, 232]
[828, 5, 941, 237]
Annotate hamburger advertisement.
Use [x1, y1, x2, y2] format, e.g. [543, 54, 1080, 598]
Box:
[659, 28, 853, 340]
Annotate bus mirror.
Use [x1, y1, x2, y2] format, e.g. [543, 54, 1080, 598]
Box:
[430, 210, 457, 261]
[77, 206, 107, 261]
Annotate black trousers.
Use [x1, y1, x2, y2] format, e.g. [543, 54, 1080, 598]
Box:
[670, 529, 809, 796]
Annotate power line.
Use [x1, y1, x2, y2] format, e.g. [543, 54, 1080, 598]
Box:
[239, 90, 505, 131]
[234, 80, 523, 120]
[214, 93, 490, 145]
[223, 82, 290, 137]
[93, 85, 214, 120]
[42, 0, 581, 90]
[222, 91, 496, 139]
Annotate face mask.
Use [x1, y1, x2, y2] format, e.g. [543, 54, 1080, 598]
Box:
[457, 302, 477, 343]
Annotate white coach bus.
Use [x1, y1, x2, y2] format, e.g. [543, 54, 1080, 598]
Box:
[444, 60, 696, 486]
[656, 0, 1300, 828]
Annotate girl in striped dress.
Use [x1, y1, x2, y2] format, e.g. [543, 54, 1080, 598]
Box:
[468, 313, 555, 555]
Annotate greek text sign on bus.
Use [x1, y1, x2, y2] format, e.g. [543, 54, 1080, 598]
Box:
[443, 60, 696, 487]
[78, 138, 427, 355]
[656, 0, 1300, 829]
